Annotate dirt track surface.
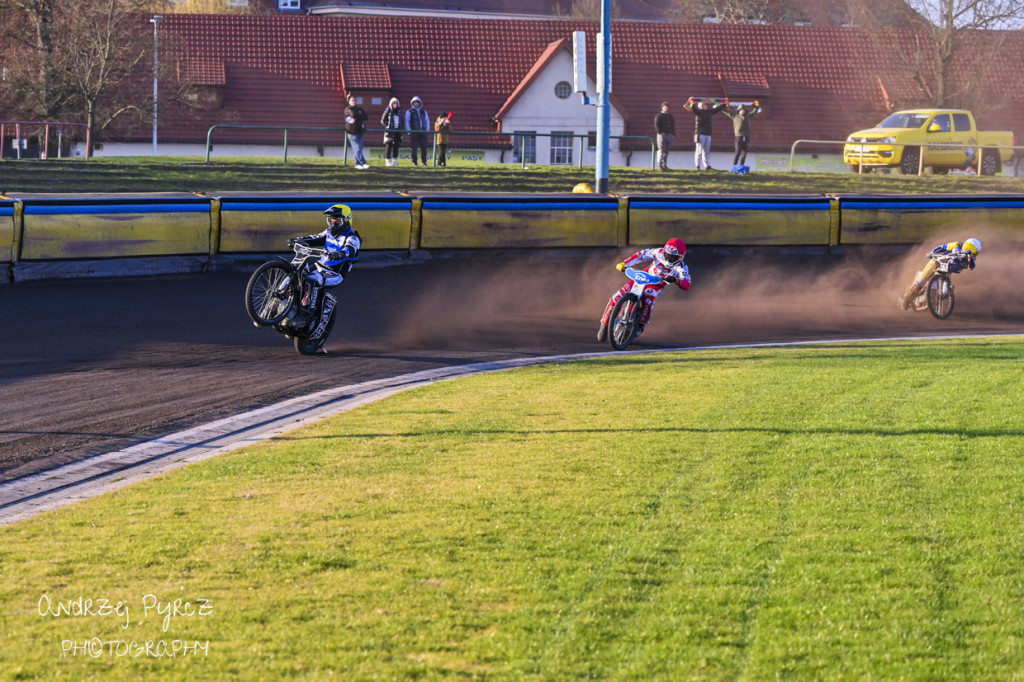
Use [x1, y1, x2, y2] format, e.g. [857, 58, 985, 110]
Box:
[3, 244, 1023, 483]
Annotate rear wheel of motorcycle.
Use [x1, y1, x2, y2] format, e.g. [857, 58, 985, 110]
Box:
[246, 261, 297, 326]
[608, 294, 640, 351]
[926, 274, 954, 320]
[294, 307, 337, 355]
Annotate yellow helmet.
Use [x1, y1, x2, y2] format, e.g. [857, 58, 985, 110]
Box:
[323, 204, 353, 230]
[573, 182, 594, 193]
[963, 238, 981, 256]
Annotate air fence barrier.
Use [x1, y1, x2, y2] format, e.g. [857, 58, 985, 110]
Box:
[3, 191, 1024, 282]
[205, 125, 659, 169]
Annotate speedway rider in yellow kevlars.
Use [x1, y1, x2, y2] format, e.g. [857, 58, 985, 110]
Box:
[898, 238, 980, 310]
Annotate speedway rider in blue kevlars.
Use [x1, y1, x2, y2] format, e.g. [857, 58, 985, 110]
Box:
[288, 204, 361, 322]
[898, 237, 980, 310]
[598, 238, 691, 342]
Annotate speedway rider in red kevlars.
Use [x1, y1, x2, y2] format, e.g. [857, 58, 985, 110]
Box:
[597, 238, 691, 342]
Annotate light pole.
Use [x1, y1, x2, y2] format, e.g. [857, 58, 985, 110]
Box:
[151, 14, 162, 155]
[595, 0, 611, 193]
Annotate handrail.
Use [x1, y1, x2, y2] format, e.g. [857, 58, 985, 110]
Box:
[0, 120, 92, 160]
[206, 123, 657, 169]
[790, 138, 1023, 176]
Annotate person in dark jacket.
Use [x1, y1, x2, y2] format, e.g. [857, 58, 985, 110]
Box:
[404, 96, 430, 166]
[684, 98, 726, 170]
[344, 94, 369, 169]
[720, 100, 761, 167]
[381, 98, 402, 167]
[654, 102, 675, 171]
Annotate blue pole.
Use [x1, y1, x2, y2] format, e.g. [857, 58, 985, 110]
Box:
[595, 0, 611, 193]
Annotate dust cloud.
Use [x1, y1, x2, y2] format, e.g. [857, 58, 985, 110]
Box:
[383, 228, 1024, 350]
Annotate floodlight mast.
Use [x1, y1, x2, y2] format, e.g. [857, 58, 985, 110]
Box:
[595, 0, 611, 193]
[151, 15, 162, 155]
[572, 0, 612, 193]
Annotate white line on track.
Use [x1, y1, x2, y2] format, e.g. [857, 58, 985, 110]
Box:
[2, 333, 1020, 526]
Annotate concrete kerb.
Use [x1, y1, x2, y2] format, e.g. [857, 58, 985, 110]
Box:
[3, 332, 1021, 527]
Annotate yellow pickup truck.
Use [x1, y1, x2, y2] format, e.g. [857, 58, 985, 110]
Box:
[843, 109, 1015, 175]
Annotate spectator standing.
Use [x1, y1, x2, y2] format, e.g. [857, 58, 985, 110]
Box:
[405, 96, 430, 167]
[720, 101, 761, 167]
[344, 93, 369, 169]
[381, 97, 402, 167]
[684, 98, 726, 170]
[434, 112, 452, 167]
[654, 102, 675, 171]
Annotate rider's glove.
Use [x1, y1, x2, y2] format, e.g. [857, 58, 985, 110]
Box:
[664, 275, 677, 284]
[968, 254, 976, 270]
[615, 262, 626, 272]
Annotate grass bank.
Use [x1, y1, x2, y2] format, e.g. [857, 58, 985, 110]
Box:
[2, 156, 1023, 195]
[3, 338, 1024, 680]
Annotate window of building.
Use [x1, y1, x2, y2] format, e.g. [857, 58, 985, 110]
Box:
[278, 0, 301, 9]
[512, 132, 537, 164]
[550, 131, 573, 165]
[587, 131, 596, 150]
[371, 96, 383, 106]
[554, 81, 572, 99]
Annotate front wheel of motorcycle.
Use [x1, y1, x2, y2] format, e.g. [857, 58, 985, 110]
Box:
[294, 307, 337, 355]
[926, 274, 955, 320]
[608, 293, 641, 351]
[246, 261, 297, 326]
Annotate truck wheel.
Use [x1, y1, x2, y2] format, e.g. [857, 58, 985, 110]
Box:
[980, 151, 1001, 176]
[848, 163, 873, 174]
[932, 167, 949, 175]
[899, 148, 921, 175]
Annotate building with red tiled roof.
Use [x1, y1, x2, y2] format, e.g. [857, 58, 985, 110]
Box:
[108, 15, 1024, 170]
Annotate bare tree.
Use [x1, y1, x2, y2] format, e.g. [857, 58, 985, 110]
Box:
[667, 0, 809, 24]
[553, 0, 625, 20]
[849, 0, 1024, 108]
[0, 0, 63, 120]
[0, 0, 180, 147]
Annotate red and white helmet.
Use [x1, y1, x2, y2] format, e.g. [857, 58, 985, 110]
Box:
[663, 238, 686, 263]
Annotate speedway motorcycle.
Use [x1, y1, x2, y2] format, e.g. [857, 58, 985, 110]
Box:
[901, 251, 961, 320]
[606, 267, 665, 351]
[244, 242, 338, 355]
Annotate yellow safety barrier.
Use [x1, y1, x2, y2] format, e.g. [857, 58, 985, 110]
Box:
[628, 195, 834, 247]
[837, 195, 1024, 244]
[4, 191, 1024, 282]
[1, 198, 15, 266]
[18, 194, 211, 261]
[418, 195, 620, 249]
[215, 194, 413, 253]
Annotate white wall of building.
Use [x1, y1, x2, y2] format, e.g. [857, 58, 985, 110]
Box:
[497, 50, 627, 167]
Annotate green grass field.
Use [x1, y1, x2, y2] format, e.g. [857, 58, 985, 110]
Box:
[3, 337, 1024, 680]
[3, 156, 1023, 195]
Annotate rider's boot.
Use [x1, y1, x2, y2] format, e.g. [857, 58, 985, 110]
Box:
[898, 280, 923, 310]
[597, 323, 608, 342]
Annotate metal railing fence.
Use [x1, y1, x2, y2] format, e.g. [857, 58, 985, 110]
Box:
[0, 121, 93, 160]
[205, 124, 657, 169]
